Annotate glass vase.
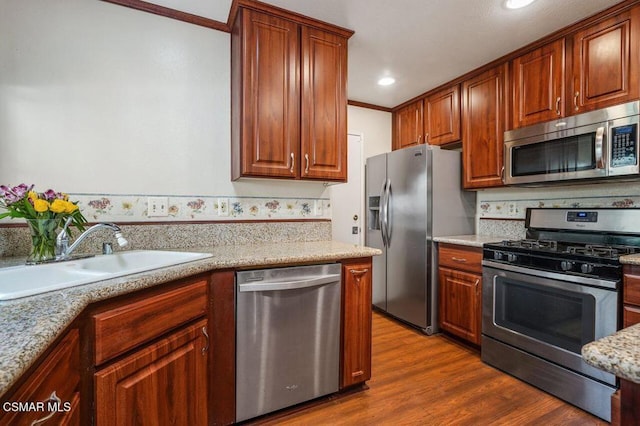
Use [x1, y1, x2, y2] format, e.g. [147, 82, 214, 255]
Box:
[26, 219, 60, 264]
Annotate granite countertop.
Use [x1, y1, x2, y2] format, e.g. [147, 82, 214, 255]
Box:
[620, 253, 640, 265]
[433, 234, 508, 248]
[582, 323, 640, 384]
[0, 240, 381, 397]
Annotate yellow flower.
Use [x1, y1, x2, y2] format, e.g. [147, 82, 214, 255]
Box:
[49, 199, 67, 213]
[64, 201, 78, 213]
[33, 199, 49, 213]
[27, 191, 38, 201]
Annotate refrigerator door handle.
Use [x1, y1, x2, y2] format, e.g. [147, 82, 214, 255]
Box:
[386, 180, 392, 247]
[380, 180, 388, 247]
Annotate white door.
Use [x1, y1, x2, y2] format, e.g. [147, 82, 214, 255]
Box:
[331, 134, 363, 245]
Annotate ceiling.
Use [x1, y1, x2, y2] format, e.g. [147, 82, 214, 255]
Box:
[150, 0, 623, 108]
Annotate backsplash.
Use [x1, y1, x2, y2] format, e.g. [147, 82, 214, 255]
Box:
[0, 194, 331, 224]
[0, 221, 332, 258]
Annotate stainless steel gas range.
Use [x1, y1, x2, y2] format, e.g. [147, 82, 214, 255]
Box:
[481, 208, 640, 422]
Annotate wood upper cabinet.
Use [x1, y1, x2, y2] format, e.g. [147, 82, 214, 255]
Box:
[232, 3, 351, 182]
[301, 26, 348, 180]
[95, 319, 209, 426]
[438, 244, 483, 345]
[341, 258, 372, 389]
[462, 63, 508, 189]
[570, 7, 640, 114]
[512, 38, 565, 128]
[0, 329, 81, 426]
[425, 84, 461, 145]
[393, 99, 423, 150]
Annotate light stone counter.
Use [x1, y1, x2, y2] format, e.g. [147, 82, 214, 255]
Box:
[582, 323, 640, 384]
[0, 240, 381, 397]
[433, 234, 508, 248]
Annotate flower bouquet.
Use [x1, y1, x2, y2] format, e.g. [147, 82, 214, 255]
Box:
[0, 184, 88, 263]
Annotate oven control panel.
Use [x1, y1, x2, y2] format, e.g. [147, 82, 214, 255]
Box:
[566, 211, 598, 223]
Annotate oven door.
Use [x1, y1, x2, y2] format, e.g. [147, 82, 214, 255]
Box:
[482, 261, 618, 385]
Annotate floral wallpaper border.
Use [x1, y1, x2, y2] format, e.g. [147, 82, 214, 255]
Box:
[479, 194, 640, 219]
[0, 194, 331, 223]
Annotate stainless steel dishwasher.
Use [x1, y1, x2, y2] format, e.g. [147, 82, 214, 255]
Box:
[235, 263, 342, 423]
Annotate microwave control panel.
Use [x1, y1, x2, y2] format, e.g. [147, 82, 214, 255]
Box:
[610, 123, 638, 168]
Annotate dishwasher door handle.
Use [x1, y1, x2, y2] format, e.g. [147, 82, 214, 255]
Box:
[238, 274, 341, 292]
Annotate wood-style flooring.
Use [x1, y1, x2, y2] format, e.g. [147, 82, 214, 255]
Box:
[254, 312, 607, 425]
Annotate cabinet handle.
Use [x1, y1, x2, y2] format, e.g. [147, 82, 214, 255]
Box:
[350, 268, 369, 276]
[474, 278, 480, 296]
[417, 135, 422, 144]
[425, 133, 429, 143]
[290, 153, 295, 173]
[451, 257, 467, 263]
[501, 166, 505, 183]
[30, 391, 61, 425]
[574, 91, 579, 111]
[304, 153, 309, 174]
[555, 97, 561, 115]
[201, 326, 209, 355]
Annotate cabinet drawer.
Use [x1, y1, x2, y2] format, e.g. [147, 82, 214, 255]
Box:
[0, 329, 80, 425]
[438, 244, 482, 273]
[624, 272, 640, 306]
[93, 279, 208, 365]
[623, 305, 640, 328]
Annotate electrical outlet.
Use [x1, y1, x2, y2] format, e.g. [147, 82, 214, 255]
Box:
[147, 197, 169, 217]
[314, 200, 323, 216]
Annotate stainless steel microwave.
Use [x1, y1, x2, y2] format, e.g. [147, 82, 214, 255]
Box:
[504, 101, 640, 185]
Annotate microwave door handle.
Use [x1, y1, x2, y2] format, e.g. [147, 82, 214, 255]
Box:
[595, 126, 605, 169]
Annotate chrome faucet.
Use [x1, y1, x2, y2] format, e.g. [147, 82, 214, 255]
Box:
[56, 220, 128, 259]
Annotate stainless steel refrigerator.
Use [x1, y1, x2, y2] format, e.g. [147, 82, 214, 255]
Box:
[365, 145, 475, 334]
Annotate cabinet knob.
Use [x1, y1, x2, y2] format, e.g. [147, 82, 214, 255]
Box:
[290, 152, 295, 173]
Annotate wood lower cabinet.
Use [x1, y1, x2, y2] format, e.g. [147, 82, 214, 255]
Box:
[438, 244, 483, 345]
[231, 1, 352, 182]
[95, 319, 209, 426]
[341, 258, 373, 389]
[512, 38, 565, 128]
[462, 63, 508, 189]
[570, 7, 640, 114]
[0, 329, 80, 425]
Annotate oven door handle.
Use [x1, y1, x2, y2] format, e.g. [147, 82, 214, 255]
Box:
[482, 259, 618, 290]
[595, 126, 605, 169]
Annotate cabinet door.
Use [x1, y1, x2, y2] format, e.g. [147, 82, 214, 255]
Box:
[237, 9, 300, 178]
[571, 8, 640, 113]
[426, 85, 461, 145]
[512, 38, 565, 128]
[438, 268, 482, 345]
[462, 63, 508, 189]
[0, 329, 80, 425]
[341, 259, 372, 389]
[95, 320, 209, 426]
[393, 100, 424, 150]
[301, 27, 348, 181]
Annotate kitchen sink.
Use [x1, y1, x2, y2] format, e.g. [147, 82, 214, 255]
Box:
[0, 250, 213, 301]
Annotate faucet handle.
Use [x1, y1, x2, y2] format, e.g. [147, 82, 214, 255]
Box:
[102, 242, 113, 255]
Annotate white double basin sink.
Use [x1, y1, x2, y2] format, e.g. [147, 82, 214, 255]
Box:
[0, 250, 213, 301]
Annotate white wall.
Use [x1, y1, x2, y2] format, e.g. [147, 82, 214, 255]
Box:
[0, 0, 327, 199]
[347, 105, 392, 159]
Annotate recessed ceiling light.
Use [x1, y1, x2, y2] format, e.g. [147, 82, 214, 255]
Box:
[378, 77, 396, 86]
[505, 0, 536, 9]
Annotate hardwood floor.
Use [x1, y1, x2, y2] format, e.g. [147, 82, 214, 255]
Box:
[254, 312, 607, 425]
